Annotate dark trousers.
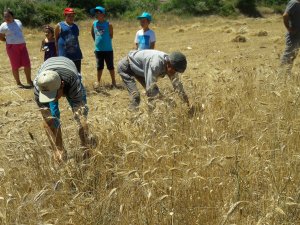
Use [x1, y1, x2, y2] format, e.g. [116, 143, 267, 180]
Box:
[73, 60, 81, 73]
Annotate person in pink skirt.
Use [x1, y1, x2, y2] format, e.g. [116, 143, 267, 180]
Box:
[0, 9, 33, 88]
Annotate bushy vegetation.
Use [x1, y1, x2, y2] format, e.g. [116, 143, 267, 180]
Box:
[0, 0, 287, 27]
[0, 0, 86, 27]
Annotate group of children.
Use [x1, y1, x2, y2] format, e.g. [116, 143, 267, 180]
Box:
[40, 6, 156, 88]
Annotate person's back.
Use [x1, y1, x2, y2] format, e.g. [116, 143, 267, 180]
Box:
[128, 50, 167, 80]
[286, 0, 300, 31]
[34, 56, 83, 107]
[118, 50, 189, 109]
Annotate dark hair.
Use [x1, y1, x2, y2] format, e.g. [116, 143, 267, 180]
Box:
[4, 8, 14, 17]
[43, 25, 54, 34]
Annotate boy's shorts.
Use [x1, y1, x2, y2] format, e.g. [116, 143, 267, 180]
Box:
[95, 51, 114, 71]
[6, 43, 31, 70]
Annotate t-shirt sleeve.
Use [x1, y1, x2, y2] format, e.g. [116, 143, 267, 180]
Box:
[150, 30, 156, 43]
[0, 23, 5, 34]
[66, 77, 83, 108]
[285, 1, 296, 15]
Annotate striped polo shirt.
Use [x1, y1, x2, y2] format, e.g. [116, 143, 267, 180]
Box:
[34, 56, 82, 108]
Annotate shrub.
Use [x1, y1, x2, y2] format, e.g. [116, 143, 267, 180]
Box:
[237, 0, 262, 17]
[130, 0, 160, 12]
[67, 0, 103, 12]
[161, 0, 231, 15]
[103, 0, 131, 17]
[0, 0, 86, 27]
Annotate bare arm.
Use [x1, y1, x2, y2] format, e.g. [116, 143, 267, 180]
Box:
[283, 13, 290, 30]
[109, 24, 113, 39]
[91, 24, 95, 40]
[41, 40, 45, 51]
[0, 33, 6, 42]
[168, 73, 190, 107]
[40, 108, 65, 162]
[54, 23, 60, 54]
[283, 12, 296, 34]
[150, 42, 155, 49]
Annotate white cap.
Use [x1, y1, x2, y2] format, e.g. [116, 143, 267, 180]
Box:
[37, 70, 61, 103]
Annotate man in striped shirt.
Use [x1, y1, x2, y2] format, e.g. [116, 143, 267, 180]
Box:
[34, 56, 89, 162]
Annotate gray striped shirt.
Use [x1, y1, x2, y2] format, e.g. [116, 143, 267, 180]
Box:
[34, 56, 83, 108]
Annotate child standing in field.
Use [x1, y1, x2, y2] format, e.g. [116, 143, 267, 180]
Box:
[55, 8, 83, 73]
[41, 25, 57, 61]
[135, 12, 156, 50]
[90, 6, 116, 88]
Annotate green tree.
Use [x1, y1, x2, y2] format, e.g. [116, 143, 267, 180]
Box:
[66, 0, 102, 12]
[237, 0, 261, 17]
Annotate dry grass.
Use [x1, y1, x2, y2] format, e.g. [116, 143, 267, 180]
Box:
[0, 15, 300, 224]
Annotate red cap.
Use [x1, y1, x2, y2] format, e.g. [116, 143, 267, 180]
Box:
[64, 8, 75, 15]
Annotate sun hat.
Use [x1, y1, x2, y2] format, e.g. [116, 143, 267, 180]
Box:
[169, 52, 187, 73]
[137, 12, 152, 21]
[64, 8, 75, 15]
[37, 70, 62, 103]
[90, 6, 106, 15]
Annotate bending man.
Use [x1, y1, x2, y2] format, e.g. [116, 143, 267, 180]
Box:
[34, 56, 89, 162]
[118, 50, 190, 110]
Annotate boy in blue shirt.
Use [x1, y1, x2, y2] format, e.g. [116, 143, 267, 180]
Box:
[135, 12, 156, 50]
[91, 6, 116, 88]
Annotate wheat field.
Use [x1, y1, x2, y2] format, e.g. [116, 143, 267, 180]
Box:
[0, 14, 299, 225]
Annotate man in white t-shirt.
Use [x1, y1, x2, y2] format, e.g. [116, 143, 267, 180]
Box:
[135, 12, 156, 50]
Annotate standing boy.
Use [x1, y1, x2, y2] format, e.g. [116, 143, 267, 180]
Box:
[118, 50, 190, 110]
[281, 0, 300, 74]
[135, 12, 156, 50]
[91, 6, 116, 88]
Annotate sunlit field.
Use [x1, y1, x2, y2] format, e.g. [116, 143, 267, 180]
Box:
[0, 15, 299, 224]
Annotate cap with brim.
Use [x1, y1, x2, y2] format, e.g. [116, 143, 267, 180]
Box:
[137, 12, 152, 21]
[90, 6, 106, 15]
[64, 8, 75, 15]
[169, 52, 187, 73]
[37, 70, 61, 103]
